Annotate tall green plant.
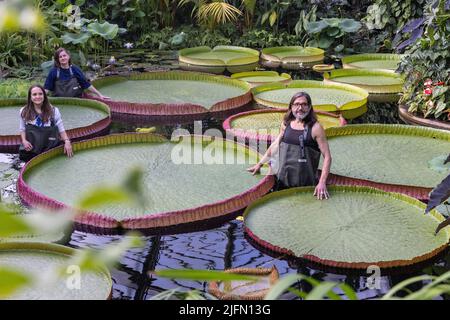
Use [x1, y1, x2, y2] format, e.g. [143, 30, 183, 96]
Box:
[398, 0, 450, 121]
[179, 0, 243, 30]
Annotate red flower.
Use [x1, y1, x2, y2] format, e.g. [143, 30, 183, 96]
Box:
[434, 81, 445, 86]
[424, 79, 433, 87]
[423, 88, 433, 95]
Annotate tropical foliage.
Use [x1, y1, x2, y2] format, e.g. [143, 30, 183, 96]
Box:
[398, 0, 450, 121]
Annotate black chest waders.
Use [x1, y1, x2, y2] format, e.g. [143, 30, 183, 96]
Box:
[275, 126, 321, 189]
[19, 120, 61, 162]
[54, 67, 83, 97]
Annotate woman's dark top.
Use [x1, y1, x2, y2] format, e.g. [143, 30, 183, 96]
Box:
[44, 65, 91, 92]
[281, 122, 320, 151]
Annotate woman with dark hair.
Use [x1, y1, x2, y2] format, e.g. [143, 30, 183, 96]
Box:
[247, 92, 332, 199]
[44, 47, 109, 99]
[19, 85, 73, 161]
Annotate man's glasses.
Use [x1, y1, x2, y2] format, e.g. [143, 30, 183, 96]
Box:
[292, 103, 310, 108]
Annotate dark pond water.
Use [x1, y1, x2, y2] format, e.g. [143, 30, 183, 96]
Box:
[0, 52, 447, 299]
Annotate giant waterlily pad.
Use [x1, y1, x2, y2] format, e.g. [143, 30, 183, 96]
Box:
[0, 98, 111, 153]
[179, 46, 260, 74]
[208, 266, 279, 300]
[252, 80, 368, 119]
[18, 134, 273, 230]
[244, 186, 450, 269]
[342, 53, 402, 72]
[261, 46, 324, 70]
[231, 71, 291, 87]
[326, 124, 450, 199]
[0, 242, 112, 299]
[223, 109, 344, 144]
[87, 71, 252, 122]
[323, 69, 404, 102]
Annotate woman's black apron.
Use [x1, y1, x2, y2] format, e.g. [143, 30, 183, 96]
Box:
[19, 118, 60, 162]
[53, 67, 83, 97]
[274, 124, 321, 189]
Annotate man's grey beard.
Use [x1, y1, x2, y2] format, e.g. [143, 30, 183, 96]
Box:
[294, 109, 311, 120]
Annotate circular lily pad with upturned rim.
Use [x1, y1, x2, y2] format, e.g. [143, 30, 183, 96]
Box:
[244, 185, 450, 269]
[223, 109, 345, 145]
[17, 133, 274, 230]
[342, 53, 402, 72]
[323, 69, 404, 102]
[231, 71, 291, 87]
[0, 98, 111, 153]
[208, 266, 279, 300]
[312, 64, 335, 73]
[178, 46, 260, 74]
[260, 46, 324, 70]
[0, 242, 112, 299]
[325, 124, 450, 200]
[252, 80, 368, 119]
[85, 71, 252, 122]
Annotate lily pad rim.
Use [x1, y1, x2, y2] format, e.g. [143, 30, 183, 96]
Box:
[18, 133, 274, 230]
[261, 46, 325, 62]
[0, 241, 113, 300]
[89, 71, 252, 114]
[323, 68, 405, 89]
[252, 80, 369, 111]
[223, 108, 343, 143]
[179, 45, 260, 66]
[243, 185, 450, 269]
[230, 71, 292, 84]
[342, 53, 403, 71]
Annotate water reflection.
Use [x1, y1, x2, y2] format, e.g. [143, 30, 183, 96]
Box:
[67, 220, 449, 300]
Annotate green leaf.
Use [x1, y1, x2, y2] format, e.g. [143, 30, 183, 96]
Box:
[339, 19, 362, 33]
[154, 269, 258, 282]
[327, 27, 340, 37]
[77, 187, 131, 210]
[261, 11, 270, 25]
[135, 10, 146, 18]
[87, 21, 119, 40]
[432, 86, 448, 99]
[382, 275, 433, 299]
[323, 18, 339, 27]
[0, 267, 31, 299]
[40, 60, 54, 75]
[269, 11, 277, 27]
[61, 32, 91, 45]
[305, 282, 340, 300]
[264, 274, 309, 300]
[0, 210, 33, 238]
[306, 20, 328, 34]
[339, 283, 358, 300]
[334, 44, 345, 52]
[318, 35, 334, 49]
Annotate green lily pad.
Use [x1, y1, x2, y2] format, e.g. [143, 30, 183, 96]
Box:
[0, 243, 112, 300]
[326, 124, 450, 189]
[244, 186, 449, 268]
